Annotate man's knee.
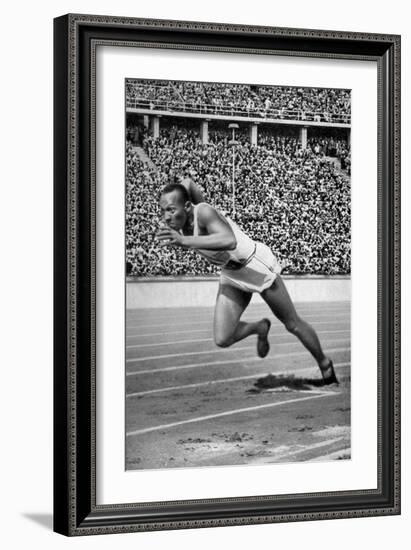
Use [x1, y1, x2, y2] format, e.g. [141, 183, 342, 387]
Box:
[214, 333, 233, 348]
[284, 317, 301, 334]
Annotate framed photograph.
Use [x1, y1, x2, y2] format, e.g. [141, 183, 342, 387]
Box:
[53, 14, 400, 536]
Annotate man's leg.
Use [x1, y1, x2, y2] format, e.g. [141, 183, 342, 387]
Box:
[214, 283, 271, 356]
[261, 275, 335, 376]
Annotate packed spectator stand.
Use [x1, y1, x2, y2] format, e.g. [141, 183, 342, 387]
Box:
[126, 80, 351, 124]
[126, 119, 351, 277]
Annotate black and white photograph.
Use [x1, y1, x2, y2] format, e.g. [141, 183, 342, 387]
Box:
[125, 79, 351, 470]
[0, 0, 405, 542]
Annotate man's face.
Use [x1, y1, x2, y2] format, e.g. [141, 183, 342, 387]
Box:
[159, 190, 189, 231]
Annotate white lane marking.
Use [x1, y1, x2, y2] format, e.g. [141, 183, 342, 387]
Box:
[126, 329, 350, 348]
[126, 337, 350, 363]
[126, 303, 350, 321]
[126, 346, 350, 376]
[127, 320, 350, 339]
[126, 391, 336, 437]
[252, 437, 346, 463]
[126, 311, 349, 330]
[308, 447, 351, 462]
[127, 344, 252, 363]
[195, 437, 347, 464]
[127, 327, 211, 338]
[126, 362, 350, 397]
[127, 319, 210, 330]
[128, 337, 214, 349]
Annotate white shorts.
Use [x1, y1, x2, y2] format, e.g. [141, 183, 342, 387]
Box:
[220, 242, 282, 294]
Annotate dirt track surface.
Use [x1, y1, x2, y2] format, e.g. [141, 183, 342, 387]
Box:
[125, 301, 351, 470]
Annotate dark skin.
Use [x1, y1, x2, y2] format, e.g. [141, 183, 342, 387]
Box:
[156, 189, 269, 353]
[157, 190, 236, 251]
[155, 188, 335, 380]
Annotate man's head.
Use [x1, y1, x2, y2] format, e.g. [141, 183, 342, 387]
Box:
[159, 183, 191, 230]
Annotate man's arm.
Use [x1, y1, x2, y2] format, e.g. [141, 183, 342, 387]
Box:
[181, 178, 206, 205]
[157, 204, 236, 250]
[183, 204, 236, 250]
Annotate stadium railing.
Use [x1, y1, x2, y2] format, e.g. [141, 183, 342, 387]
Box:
[126, 97, 351, 125]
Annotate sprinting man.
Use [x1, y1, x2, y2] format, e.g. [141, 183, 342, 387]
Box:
[155, 181, 338, 385]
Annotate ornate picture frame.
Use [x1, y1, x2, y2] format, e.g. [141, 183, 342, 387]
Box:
[53, 14, 400, 536]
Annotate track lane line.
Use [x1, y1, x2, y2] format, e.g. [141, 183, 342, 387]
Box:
[308, 447, 351, 462]
[126, 311, 349, 330]
[126, 362, 350, 397]
[126, 337, 350, 363]
[126, 329, 350, 349]
[128, 337, 214, 349]
[127, 327, 212, 338]
[126, 320, 350, 339]
[126, 309, 351, 325]
[126, 346, 350, 375]
[126, 391, 336, 437]
[127, 344, 252, 363]
[126, 303, 350, 321]
[248, 437, 346, 464]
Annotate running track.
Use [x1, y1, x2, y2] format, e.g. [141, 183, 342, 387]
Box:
[125, 301, 351, 470]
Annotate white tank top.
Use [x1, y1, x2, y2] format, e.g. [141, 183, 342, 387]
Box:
[192, 204, 256, 267]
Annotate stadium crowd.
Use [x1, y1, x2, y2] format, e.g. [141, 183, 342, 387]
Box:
[126, 122, 351, 277]
[126, 79, 351, 123]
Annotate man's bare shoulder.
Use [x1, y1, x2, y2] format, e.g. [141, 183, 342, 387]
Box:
[196, 203, 231, 233]
[196, 202, 219, 223]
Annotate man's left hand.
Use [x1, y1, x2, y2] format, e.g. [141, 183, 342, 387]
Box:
[156, 228, 184, 247]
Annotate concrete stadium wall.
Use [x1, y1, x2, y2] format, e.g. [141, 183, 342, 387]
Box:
[126, 276, 350, 309]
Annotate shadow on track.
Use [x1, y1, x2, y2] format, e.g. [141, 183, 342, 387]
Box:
[248, 373, 333, 392]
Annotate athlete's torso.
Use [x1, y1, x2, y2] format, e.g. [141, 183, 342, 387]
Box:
[190, 203, 256, 267]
